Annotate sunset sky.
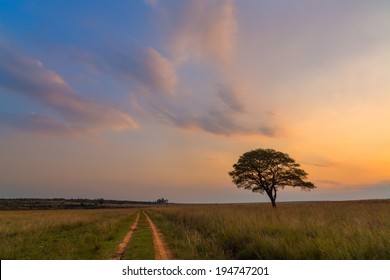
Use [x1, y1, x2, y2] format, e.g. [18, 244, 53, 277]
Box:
[1, 0, 389, 203]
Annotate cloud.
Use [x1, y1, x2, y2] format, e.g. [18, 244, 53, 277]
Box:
[143, 48, 177, 95]
[74, 46, 177, 96]
[315, 180, 342, 187]
[146, 84, 279, 136]
[216, 85, 244, 113]
[67, 1, 277, 137]
[141, 0, 281, 136]
[304, 160, 338, 168]
[312, 180, 390, 199]
[0, 112, 74, 135]
[72, 46, 279, 136]
[149, 0, 237, 65]
[192, 85, 273, 135]
[0, 44, 138, 135]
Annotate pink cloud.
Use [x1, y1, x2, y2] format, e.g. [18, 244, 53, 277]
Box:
[73, 46, 177, 96]
[143, 47, 177, 95]
[150, 0, 237, 65]
[0, 44, 138, 135]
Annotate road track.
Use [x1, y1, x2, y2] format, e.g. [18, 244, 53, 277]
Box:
[144, 211, 173, 260]
[112, 211, 140, 260]
[113, 210, 173, 260]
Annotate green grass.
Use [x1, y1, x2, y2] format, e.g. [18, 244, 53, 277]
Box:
[0, 209, 138, 259]
[149, 200, 390, 259]
[2, 200, 389, 260]
[123, 212, 155, 260]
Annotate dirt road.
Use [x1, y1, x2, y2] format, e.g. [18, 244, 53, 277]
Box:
[112, 211, 140, 260]
[144, 211, 173, 260]
[113, 210, 173, 260]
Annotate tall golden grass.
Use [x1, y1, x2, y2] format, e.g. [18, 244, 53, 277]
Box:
[0, 209, 137, 259]
[149, 200, 390, 259]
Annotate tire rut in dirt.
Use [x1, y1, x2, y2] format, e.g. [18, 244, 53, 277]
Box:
[112, 211, 140, 260]
[144, 211, 173, 260]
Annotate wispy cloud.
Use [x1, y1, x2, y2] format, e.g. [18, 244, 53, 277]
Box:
[67, 1, 277, 137]
[145, 83, 279, 136]
[217, 85, 245, 113]
[74, 46, 177, 96]
[0, 43, 138, 135]
[141, 0, 279, 136]
[71, 44, 277, 137]
[148, 0, 237, 65]
[304, 160, 338, 168]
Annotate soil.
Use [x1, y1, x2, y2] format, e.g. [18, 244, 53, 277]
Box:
[112, 212, 140, 260]
[113, 210, 173, 260]
[144, 211, 174, 260]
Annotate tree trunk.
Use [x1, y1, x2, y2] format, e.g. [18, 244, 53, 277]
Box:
[266, 188, 277, 208]
[270, 186, 277, 208]
[270, 198, 277, 208]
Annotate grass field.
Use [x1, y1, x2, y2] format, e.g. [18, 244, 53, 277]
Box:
[148, 200, 390, 259]
[0, 208, 137, 259]
[1, 200, 389, 259]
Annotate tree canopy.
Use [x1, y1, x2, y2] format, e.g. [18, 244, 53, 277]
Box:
[229, 148, 315, 207]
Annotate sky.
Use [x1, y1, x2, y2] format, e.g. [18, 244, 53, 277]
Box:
[1, 0, 390, 203]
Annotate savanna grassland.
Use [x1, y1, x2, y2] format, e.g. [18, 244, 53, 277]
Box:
[1, 200, 389, 260]
[0, 208, 138, 259]
[148, 200, 390, 260]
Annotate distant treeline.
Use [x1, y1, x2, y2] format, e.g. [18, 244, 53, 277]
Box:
[0, 198, 169, 210]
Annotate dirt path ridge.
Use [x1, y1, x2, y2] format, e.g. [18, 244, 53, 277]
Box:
[112, 211, 140, 260]
[144, 211, 173, 260]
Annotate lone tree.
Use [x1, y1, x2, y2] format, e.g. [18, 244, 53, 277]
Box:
[229, 148, 315, 208]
